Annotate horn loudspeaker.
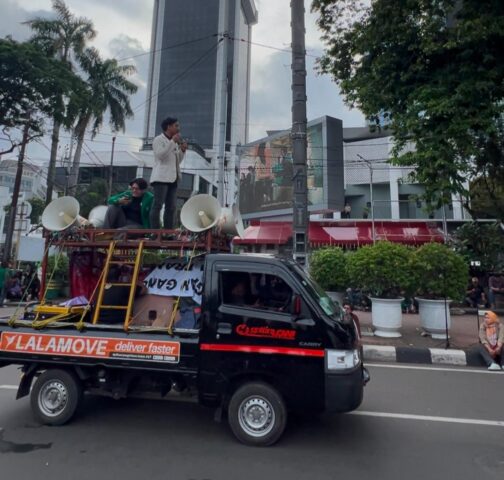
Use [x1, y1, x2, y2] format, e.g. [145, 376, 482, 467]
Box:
[180, 194, 222, 232]
[41, 196, 85, 231]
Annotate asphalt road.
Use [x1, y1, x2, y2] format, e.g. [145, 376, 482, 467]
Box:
[0, 363, 503, 480]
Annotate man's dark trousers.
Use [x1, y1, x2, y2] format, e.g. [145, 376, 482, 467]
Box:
[150, 181, 177, 229]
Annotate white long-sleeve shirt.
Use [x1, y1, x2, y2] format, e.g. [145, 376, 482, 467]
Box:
[151, 133, 185, 184]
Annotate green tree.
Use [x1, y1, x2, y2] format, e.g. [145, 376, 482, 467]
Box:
[312, 0, 504, 220]
[469, 176, 504, 220]
[68, 47, 137, 193]
[25, 0, 96, 205]
[450, 222, 504, 271]
[0, 38, 77, 153]
[27, 197, 46, 225]
[74, 178, 108, 218]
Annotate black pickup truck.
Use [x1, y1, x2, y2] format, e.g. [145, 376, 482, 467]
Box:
[0, 253, 369, 446]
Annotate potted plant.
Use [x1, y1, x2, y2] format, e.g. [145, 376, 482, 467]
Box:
[411, 243, 468, 339]
[347, 241, 413, 337]
[310, 247, 348, 304]
[45, 254, 69, 300]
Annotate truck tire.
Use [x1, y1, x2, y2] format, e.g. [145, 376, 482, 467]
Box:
[30, 369, 82, 426]
[228, 382, 287, 446]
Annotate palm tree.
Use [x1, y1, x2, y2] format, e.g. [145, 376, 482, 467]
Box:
[25, 0, 96, 205]
[67, 47, 138, 194]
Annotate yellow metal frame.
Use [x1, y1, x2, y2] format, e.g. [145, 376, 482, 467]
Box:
[92, 240, 144, 327]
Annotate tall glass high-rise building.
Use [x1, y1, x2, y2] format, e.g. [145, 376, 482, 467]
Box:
[143, 0, 258, 154]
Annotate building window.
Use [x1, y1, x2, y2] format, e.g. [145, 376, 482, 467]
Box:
[199, 178, 209, 194]
[179, 173, 194, 191]
[114, 167, 137, 183]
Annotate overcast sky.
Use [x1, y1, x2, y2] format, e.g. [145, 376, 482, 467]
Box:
[1, 0, 365, 162]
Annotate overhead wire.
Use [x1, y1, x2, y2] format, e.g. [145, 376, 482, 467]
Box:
[132, 37, 224, 114]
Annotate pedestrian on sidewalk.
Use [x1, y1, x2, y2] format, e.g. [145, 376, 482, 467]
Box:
[488, 273, 504, 309]
[343, 303, 361, 339]
[465, 277, 487, 308]
[478, 311, 504, 371]
[0, 261, 10, 307]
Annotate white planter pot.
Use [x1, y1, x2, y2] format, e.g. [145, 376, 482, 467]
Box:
[417, 298, 451, 339]
[370, 297, 404, 338]
[326, 291, 345, 306]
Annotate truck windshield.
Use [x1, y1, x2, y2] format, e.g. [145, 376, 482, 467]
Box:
[290, 264, 341, 319]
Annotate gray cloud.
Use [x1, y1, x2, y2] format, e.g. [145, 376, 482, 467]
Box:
[249, 51, 365, 141]
[98, 0, 153, 25]
[0, 0, 53, 41]
[105, 34, 150, 146]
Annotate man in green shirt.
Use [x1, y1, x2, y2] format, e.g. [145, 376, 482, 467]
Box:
[103, 178, 153, 229]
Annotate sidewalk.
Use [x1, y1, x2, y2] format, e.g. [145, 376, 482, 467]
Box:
[358, 309, 489, 367]
[0, 304, 493, 368]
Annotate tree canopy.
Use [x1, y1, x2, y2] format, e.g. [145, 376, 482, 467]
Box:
[0, 37, 78, 154]
[312, 0, 504, 220]
[25, 0, 96, 204]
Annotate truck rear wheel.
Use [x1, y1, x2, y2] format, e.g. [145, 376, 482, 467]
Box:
[228, 382, 287, 446]
[30, 369, 82, 426]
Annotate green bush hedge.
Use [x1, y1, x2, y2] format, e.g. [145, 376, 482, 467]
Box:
[347, 241, 413, 299]
[411, 243, 468, 300]
[310, 247, 348, 291]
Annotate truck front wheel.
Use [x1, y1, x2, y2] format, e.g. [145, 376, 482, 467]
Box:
[228, 382, 287, 446]
[30, 369, 82, 426]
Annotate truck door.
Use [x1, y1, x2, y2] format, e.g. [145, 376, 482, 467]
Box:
[198, 262, 325, 411]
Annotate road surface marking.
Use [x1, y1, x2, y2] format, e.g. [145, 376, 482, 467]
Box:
[365, 363, 501, 374]
[349, 411, 504, 427]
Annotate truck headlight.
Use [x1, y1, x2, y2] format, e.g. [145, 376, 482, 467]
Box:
[326, 349, 360, 370]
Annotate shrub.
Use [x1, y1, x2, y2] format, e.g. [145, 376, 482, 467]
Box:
[46, 254, 69, 281]
[143, 250, 167, 266]
[310, 247, 349, 291]
[347, 241, 413, 299]
[411, 243, 468, 300]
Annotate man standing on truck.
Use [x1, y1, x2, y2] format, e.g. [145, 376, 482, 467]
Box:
[103, 178, 153, 229]
[150, 117, 187, 229]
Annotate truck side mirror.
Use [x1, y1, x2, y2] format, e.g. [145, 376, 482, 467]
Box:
[291, 294, 302, 317]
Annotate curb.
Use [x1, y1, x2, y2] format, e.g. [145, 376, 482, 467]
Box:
[363, 345, 486, 367]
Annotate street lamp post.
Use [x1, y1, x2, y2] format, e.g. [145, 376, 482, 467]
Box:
[357, 154, 375, 244]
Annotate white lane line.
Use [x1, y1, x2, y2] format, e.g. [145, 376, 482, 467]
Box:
[365, 363, 499, 374]
[0, 385, 17, 390]
[349, 411, 504, 427]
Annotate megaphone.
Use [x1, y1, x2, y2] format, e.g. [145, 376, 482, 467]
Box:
[181, 194, 222, 232]
[218, 204, 245, 238]
[88, 205, 108, 228]
[42, 196, 86, 232]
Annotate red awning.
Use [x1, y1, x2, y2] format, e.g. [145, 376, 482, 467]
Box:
[233, 222, 292, 245]
[235, 221, 444, 246]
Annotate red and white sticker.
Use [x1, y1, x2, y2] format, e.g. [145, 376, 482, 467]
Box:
[0, 332, 180, 364]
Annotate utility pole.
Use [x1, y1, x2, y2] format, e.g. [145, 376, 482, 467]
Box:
[64, 137, 74, 196]
[291, 0, 309, 266]
[217, 0, 230, 206]
[108, 136, 117, 198]
[13, 202, 29, 266]
[357, 154, 376, 244]
[2, 115, 30, 264]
